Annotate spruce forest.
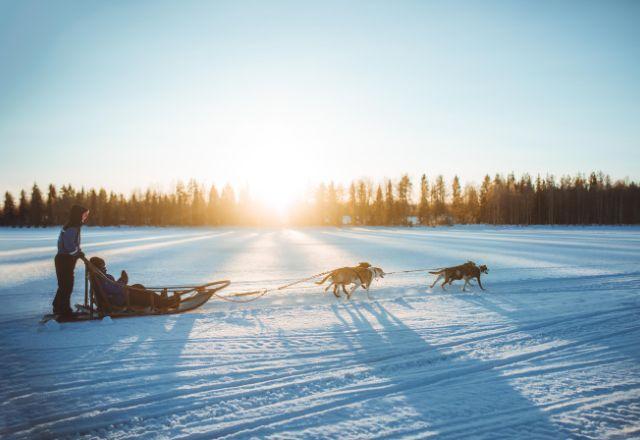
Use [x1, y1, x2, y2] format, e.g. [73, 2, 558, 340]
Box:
[2, 172, 639, 227]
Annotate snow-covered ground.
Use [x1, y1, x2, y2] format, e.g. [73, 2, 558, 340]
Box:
[1, 226, 639, 439]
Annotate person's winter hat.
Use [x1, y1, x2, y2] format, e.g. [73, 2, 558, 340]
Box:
[66, 205, 89, 227]
[89, 256, 106, 270]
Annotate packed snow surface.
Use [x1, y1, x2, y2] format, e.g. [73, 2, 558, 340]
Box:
[1, 226, 640, 439]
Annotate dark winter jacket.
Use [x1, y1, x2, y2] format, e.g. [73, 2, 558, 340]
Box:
[98, 272, 127, 306]
[57, 227, 81, 256]
[57, 205, 88, 256]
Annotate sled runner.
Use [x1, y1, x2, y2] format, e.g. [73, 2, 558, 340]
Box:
[41, 258, 230, 323]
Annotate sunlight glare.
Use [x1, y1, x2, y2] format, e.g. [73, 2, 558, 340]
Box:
[250, 168, 298, 218]
[218, 102, 320, 219]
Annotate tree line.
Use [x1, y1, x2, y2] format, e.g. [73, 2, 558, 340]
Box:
[291, 172, 639, 226]
[2, 172, 639, 227]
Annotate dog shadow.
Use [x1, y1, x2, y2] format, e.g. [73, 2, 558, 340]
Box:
[457, 289, 640, 365]
[328, 301, 563, 438]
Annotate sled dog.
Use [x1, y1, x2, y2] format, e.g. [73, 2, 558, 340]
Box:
[429, 261, 488, 291]
[316, 262, 385, 299]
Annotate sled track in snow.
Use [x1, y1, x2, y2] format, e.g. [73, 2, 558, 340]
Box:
[5, 294, 640, 439]
[2, 226, 640, 439]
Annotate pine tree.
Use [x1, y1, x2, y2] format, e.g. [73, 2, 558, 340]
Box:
[125, 193, 136, 225]
[534, 175, 544, 224]
[384, 180, 395, 225]
[17, 190, 29, 227]
[46, 184, 57, 225]
[118, 194, 127, 224]
[418, 174, 429, 225]
[76, 187, 87, 210]
[506, 173, 517, 224]
[98, 189, 108, 226]
[348, 183, 357, 224]
[58, 185, 76, 223]
[588, 174, 601, 224]
[189, 180, 205, 226]
[175, 181, 188, 225]
[141, 189, 152, 225]
[29, 183, 45, 227]
[356, 181, 369, 225]
[490, 174, 504, 224]
[2, 192, 17, 226]
[431, 175, 447, 223]
[105, 192, 118, 225]
[463, 184, 479, 223]
[372, 185, 384, 225]
[207, 185, 220, 226]
[451, 176, 462, 222]
[220, 184, 236, 225]
[520, 174, 534, 225]
[396, 174, 412, 225]
[545, 175, 556, 225]
[479, 175, 491, 223]
[89, 189, 99, 226]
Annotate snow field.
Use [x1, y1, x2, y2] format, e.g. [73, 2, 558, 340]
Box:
[1, 226, 639, 439]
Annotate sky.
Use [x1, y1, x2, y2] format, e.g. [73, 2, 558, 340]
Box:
[1, 0, 639, 209]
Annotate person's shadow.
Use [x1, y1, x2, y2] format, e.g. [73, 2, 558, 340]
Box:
[1, 229, 257, 439]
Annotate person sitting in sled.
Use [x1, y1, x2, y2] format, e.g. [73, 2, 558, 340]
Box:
[89, 257, 179, 310]
[53, 205, 90, 318]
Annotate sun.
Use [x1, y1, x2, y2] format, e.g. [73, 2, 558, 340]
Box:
[249, 171, 298, 219]
[206, 99, 323, 219]
[239, 151, 311, 221]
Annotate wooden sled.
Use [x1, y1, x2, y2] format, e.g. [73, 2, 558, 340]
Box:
[41, 258, 230, 323]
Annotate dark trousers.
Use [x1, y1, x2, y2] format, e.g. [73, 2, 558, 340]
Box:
[53, 254, 77, 315]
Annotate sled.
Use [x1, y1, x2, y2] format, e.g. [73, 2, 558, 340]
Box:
[41, 258, 230, 323]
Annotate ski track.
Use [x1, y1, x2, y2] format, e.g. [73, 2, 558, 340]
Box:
[1, 226, 639, 439]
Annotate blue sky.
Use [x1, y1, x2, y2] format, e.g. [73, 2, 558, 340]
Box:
[1, 0, 639, 203]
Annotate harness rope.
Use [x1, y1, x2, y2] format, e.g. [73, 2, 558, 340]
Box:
[213, 270, 333, 303]
[383, 268, 440, 275]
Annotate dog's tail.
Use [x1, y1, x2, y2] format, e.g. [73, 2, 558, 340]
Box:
[315, 272, 333, 285]
[429, 269, 443, 274]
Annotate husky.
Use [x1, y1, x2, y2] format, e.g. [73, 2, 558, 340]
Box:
[429, 261, 488, 291]
[316, 262, 385, 299]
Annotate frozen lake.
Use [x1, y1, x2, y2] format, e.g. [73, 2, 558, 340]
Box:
[1, 226, 640, 438]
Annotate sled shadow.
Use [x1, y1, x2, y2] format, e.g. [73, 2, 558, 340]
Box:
[6, 230, 260, 438]
[2, 311, 209, 438]
[329, 301, 563, 438]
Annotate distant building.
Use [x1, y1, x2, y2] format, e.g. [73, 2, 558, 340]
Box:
[406, 216, 419, 226]
[433, 214, 455, 226]
[342, 215, 352, 225]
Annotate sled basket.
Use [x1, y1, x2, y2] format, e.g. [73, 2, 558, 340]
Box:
[59, 257, 231, 322]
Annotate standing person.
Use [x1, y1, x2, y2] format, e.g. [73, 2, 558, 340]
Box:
[52, 205, 89, 317]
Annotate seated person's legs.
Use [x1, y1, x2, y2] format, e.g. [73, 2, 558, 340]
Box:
[128, 284, 178, 309]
